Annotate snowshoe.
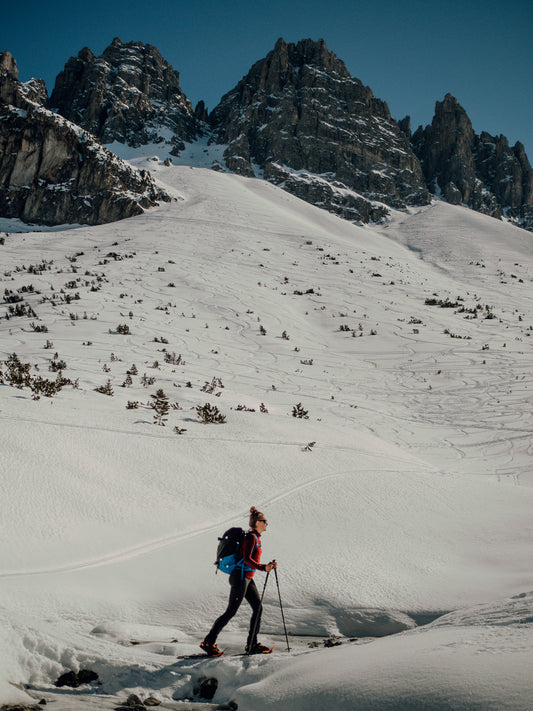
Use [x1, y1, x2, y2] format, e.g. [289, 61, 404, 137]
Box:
[200, 640, 224, 657]
[245, 642, 275, 655]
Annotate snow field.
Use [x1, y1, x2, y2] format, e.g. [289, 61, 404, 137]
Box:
[1, 164, 533, 707]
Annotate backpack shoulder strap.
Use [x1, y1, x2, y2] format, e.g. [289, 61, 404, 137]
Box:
[242, 531, 260, 555]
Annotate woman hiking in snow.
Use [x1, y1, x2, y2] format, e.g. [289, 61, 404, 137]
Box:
[201, 506, 277, 656]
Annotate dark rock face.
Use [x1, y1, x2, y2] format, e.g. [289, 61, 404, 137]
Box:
[412, 95, 477, 205]
[50, 38, 198, 153]
[209, 38, 430, 223]
[264, 163, 389, 223]
[0, 51, 169, 226]
[412, 94, 533, 230]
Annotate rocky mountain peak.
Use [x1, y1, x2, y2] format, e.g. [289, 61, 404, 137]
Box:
[209, 37, 428, 223]
[0, 50, 18, 80]
[1, 50, 48, 109]
[412, 94, 533, 230]
[0, 53, 168, 226]
[50, 38, 197, 151]
[0, 51, 21, 106]
[78, 46, 97, 63]
[412, 93, 475, 203]
[434, 93, 475, 147]
[223, 37, 353, 104]
[272, 37, 350, 77]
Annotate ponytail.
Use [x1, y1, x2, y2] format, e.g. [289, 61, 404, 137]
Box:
[249, 506, 264, 530]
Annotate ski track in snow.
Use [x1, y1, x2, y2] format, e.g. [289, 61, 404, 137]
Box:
[0, 464, 422, 579]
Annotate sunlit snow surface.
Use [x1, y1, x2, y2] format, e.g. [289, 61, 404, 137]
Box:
[1, 163, 533, 708]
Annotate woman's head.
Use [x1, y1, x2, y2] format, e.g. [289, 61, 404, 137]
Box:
[249, 506, 268, 532]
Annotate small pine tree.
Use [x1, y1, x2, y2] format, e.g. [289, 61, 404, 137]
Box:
[292, 403, 309, 419]
[94, 379, 114, 396]
[151, 388, 170, 426]
[30, 321, 48, 333]
[201, 376, 224, 394]
[3, 353, 32, 388]
[164, 352, 183, 365]
[196, 402, 226, 424]
[30, 373, 72, 400]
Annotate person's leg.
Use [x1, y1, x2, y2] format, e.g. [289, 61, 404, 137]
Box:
[204, 572, 248, 645]
[244, 579, 263, 650]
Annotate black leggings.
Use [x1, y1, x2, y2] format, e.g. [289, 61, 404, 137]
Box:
[205, 570, 262, 647]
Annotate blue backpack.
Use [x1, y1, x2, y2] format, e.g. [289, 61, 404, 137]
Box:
[215, 527, 259, 574]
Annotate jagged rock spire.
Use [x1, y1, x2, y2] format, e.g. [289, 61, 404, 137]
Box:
[412, 93, 533, 230]
[0, 51, 18, 80]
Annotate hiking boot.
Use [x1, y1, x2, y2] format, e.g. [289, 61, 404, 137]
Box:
[245, 641, 271, 655]
[200, 640, 222, 656]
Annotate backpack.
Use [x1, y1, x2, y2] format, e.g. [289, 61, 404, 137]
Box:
[215, 527, 246, 574]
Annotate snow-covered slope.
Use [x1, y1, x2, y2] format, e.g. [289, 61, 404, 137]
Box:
[1, 164, 533, 708]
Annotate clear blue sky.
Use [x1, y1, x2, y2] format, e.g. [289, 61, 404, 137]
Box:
[2, 0, 532, 158]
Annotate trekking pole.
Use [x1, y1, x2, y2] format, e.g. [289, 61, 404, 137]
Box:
[274, 566, 290, 652]
[247, 570, 270, 655]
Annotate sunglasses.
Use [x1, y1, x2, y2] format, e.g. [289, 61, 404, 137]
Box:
[258, 519, 268, 524]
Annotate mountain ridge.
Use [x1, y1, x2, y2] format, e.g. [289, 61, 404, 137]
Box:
[1, 37, 532, 232]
